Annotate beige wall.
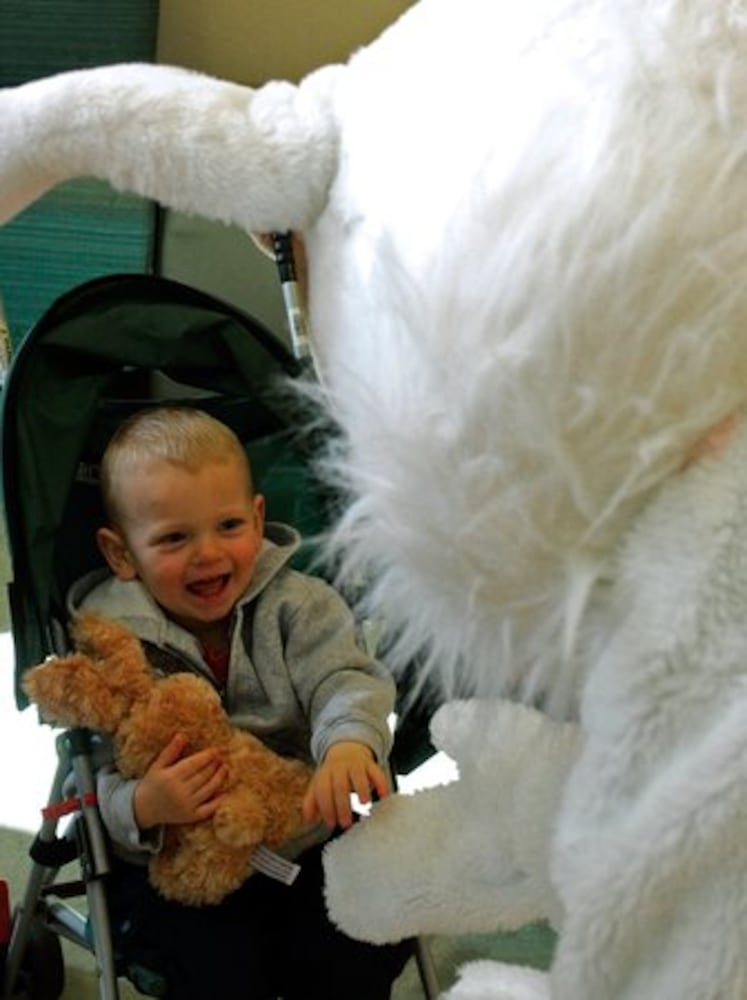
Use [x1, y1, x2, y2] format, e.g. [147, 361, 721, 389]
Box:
[156, 2, 416, 339]
[157, 0, 415, 84]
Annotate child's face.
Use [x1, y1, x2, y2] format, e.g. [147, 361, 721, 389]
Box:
[98, 457, 265, 640]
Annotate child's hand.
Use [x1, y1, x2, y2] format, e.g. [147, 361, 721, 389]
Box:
[133, 733, 228, 830]
[302, 741, 390, 830]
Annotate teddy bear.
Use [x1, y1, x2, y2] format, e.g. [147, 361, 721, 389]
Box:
[22, 613, 313, 906]
[4, 1, 747, 996]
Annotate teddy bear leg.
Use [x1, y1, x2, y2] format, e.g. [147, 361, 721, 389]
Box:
[150, 840, 250, 906]
[213, 793, 268, 849]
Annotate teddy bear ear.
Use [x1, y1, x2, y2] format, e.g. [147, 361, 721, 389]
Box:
[22, 652, 127, 731]
[0, 61, 341, 233]
[69, 613, 153, 691]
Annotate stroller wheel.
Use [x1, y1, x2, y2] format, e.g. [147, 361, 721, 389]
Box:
[9, 914, 65, 1000]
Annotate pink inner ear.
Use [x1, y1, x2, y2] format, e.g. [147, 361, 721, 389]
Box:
[682, 413, 739, 469]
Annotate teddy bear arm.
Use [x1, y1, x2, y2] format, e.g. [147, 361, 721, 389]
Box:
[261, 797, 306, 847]
[212, 788, 269, 849]
[254, 755, 311, 845]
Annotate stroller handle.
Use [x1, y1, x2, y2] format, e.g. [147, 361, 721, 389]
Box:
[272, 232, 313, 364]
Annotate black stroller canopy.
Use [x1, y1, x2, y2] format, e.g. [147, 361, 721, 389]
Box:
[1, 273, 321, 706]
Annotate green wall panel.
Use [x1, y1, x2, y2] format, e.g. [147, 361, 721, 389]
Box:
[0, 181, 156, 347]
[0, 0, 159, 346]
[0, 0, 158, 84]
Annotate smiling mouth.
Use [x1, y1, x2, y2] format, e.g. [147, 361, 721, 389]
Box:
[187, 574, 230, 600]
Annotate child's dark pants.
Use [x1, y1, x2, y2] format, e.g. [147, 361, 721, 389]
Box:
[107, 838, 414, 1000]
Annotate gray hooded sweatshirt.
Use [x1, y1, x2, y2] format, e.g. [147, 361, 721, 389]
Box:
[67, 521, 396, 862]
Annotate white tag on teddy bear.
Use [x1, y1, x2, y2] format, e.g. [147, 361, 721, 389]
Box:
[251, 845, 301, 886]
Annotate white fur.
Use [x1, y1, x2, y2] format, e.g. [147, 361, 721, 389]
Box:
[327, 421, 747, 999]
[548, 419, 747, 998]
[307, 0, 747, 715]
[0, 61, 341, 231]
[324, 700, 579, 941]
[3, 1, 747, 997]
[443, 962, 549, 1000]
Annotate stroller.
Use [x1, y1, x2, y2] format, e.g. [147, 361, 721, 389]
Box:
[0, 269, 439, 1000]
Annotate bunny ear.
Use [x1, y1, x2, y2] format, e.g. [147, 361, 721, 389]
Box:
[0, 61, 342, 233]
[22, 653, 125, 730]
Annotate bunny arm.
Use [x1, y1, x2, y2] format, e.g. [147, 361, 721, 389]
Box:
[442, 961, 550, 1000]
[0, 61, 341, 231]
[324, 699, 579, 945]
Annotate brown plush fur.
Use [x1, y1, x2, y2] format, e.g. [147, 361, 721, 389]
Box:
[23, 613, 313, 905]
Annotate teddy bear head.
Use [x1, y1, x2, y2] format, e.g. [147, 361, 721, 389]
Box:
[23, 613, 157, 732]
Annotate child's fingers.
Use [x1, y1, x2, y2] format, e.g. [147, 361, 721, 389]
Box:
[368, 761, 391, 799]
[303, 771, 348, 829]
[194, 762, 228, 802]
[349, 759, 389, 807]
[152, 732, 187, 769]
[315, 773, 341, 828]
[324, 767, 356, 828]
[348, 763, 372, 806]
[175, 746, 222, 779]
[302, 751, 390, 830]
[182, 754, 226, 797]
[302, 782, 320, 824]
[332, 779, 354, 829]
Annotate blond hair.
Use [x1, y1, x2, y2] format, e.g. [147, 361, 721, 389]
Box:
[100, 406, 253, 525]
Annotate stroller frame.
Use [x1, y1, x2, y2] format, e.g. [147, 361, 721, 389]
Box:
[4, 728, 121, 999]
